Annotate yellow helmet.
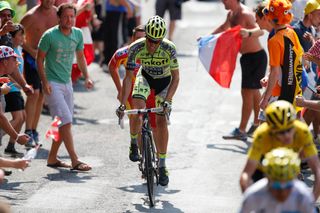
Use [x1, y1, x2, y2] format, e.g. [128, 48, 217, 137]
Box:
[265, 100, 296, 131]
[262, 147, 300, 181]
[145, 15, 166, 40]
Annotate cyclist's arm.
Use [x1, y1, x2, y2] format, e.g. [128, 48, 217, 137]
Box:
[307, 155, 320, 200]
[239, 159, 258, 193]
[165, 69, 179, 102]
[120, 69, 134, 106]
[108, 56, 122, 101]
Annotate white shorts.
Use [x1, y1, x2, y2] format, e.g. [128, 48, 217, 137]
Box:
[45, 81, 74, 126]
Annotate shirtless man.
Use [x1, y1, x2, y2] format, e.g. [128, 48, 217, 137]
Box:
[54, 0, 72, 7]
[212, 0, 267, 140]
[20, 0, 58, 147]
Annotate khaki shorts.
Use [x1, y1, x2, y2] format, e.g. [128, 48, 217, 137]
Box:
[45, 81, 74, 126]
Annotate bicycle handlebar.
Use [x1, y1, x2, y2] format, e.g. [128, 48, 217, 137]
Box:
[124, 107, 163, 115]
[118, 107, 171, 129]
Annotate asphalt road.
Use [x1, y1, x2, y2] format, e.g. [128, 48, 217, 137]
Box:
[0, 0, 309, 213]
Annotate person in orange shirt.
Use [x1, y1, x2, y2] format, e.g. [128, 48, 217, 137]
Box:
[259, 0, 303, 115]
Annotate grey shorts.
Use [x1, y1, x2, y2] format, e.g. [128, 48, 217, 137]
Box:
[45, 81, 74, 126]
[156, 0, 182, 20]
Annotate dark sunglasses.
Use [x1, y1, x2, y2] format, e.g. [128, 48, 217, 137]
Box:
[146, 37, 162, 44]
[270, 181, 293, 190]
[274, 127, 293, 135]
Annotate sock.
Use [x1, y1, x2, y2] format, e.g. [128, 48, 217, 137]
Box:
[6, 142, 14, 150]
[130, 134, 138, 145]
[159, 153, 167, 168]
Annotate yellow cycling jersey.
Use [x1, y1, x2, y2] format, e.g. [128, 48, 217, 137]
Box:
[248, 120, 317, 163]
[126, 38, 179, 79]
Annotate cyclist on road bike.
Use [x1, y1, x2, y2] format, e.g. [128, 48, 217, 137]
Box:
[239, 147, 315, 213]
[239, 100, 320, 200]
[109, 25, 160, 157]
[116, 15, 180, 186]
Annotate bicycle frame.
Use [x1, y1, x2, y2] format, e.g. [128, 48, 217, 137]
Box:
[120, 107, 164, 207]
[141, 113, 158, 207]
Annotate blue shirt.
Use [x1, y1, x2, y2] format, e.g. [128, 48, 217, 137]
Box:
[8, 47, 23, 93]
[293, 21, 314, 52]
[106, 0, 127, 12]
[293, 21, 318, 87]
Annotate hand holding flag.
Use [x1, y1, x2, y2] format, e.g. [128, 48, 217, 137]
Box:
[198, 26, 242, 88]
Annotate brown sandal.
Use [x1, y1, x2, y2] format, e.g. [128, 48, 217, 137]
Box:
[70, 162, 92, 171]
[47, 161, 71, 168]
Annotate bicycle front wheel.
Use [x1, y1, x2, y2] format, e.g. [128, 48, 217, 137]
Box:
[144, 134, 155, 207]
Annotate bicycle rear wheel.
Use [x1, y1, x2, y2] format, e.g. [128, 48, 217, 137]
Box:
[144, 134, 155, 207]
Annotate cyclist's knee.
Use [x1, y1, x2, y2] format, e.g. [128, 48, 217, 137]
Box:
[132, 97, 146, 108]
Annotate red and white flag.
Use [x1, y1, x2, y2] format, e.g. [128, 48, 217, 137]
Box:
[72, 0, 95, 82]
[45, 116, 61, 142]
[198, 25, 242, 88]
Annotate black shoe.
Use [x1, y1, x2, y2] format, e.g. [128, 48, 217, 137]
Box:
[129, 144, 140, 162]
[5, 147, 22, 156]
[159, 167, 169, 186]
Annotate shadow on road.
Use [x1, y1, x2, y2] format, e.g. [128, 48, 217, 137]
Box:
[72, 116, 98, 125]
[128, 200, 184, 213]
[44, 169, 96, 184]
[0, 181, 36, 191]
[206, 139, 252, 155]
[31, 147, 49, 160]
[119, 183, 182, 212]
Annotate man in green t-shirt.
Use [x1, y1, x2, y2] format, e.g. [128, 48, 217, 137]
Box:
[37, 3, 94, 171]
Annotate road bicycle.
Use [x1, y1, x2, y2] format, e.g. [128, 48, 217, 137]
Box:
[119, 107, 168, 207]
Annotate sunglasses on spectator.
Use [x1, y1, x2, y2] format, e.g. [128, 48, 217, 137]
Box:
[270, 181, 293, 190]
[146, 37, 162, 44]
[274, 127, 293, 135]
